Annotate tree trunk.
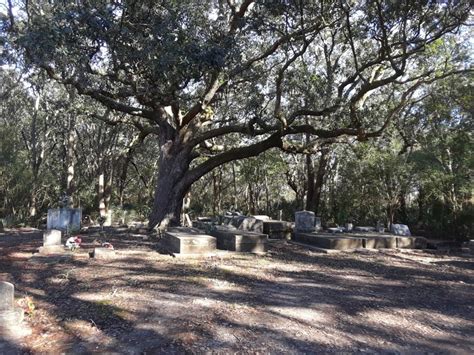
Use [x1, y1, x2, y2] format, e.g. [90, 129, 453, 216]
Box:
[147, 134, 193, 230]
[313, 148, 329, 216]
[99, 172, 106, 218]
[305, 154, 315, 211]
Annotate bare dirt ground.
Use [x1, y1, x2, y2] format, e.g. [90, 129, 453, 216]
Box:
[1, 228, 473, 354]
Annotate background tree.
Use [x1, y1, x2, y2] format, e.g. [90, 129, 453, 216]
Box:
[4, 0, 471, 229]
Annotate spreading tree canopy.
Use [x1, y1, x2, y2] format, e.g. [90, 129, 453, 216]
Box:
[2, 0, 471, 229]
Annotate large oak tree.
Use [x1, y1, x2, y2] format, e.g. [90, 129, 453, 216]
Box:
[3, 0, 471, 229]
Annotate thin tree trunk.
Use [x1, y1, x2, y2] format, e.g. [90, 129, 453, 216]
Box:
[305, 153, 315, 211]
[313, 148, 329, 216]
[99, 172, 106, 218]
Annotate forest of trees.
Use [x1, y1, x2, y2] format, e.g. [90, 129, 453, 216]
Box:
[0, 1, 472, 239]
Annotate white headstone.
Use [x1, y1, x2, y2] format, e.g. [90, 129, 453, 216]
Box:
[43, 229, 62, 246]
[0, 282, 14, 310]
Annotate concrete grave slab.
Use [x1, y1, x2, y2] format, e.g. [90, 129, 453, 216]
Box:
[93, 247, 116, 259]
[263, 220, 292, 240]
[363, 236, 397, 249]
[211, 226, 268, 253]
[163, 227, 216, 255]
[396, 236, 417, 248]
[294, 232, 364, 250]
[354, 226, 376, 232]
[238, 217, 264, 233]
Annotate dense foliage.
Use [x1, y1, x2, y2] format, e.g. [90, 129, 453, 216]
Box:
[0, 1, 472, 238]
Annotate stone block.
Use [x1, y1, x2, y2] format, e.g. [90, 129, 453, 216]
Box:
[354, 226, 376, 232]
[315, 216, 322, 231]
[43, 229, 62, 246]
[252, 215, 271, 221]
[294, 233, 364, 250]
[238, 217, 264, 233]
[0, 308, 24, 325]
[396, 236, 417, 248]
[391, 224, 411, 236]
[196, 217, 213, 222]
[415, 237, 428, 249]
[225, 215, 246, 229]
[211, 226, 267, 252]
[163, 228, 216, 255]
[37, 245, 66, 255]
[263, 220, 292, 239]
[295, 211, 315, 232]
[0, 282, 14, 310]
[47, 208, 82, 232]
[93, 247, 116, 259]
[364, 236, 397, 249]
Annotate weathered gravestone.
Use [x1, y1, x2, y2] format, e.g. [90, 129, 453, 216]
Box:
[391, 224, 411, 236]
[38, 229, 65, 254]
[0, 281, 14, 311]
[295, 211, 315, 232]
[315, 216, 322, 231]
[210, 226, 267, 252]
[0, 282, 31, 339]
[162, 227, 216, 255]
[192, 217, 215, 232]
[47, 208, 82, 232]
[262, 220, 292, 240]
[376, 222, 385, 233]
[239, 217, 264, 233]
[93, 247, 116, 260]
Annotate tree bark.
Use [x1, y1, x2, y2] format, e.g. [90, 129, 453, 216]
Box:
[147, 132, 193, 230]
[147, 131, 284, 230]
[313, 148, 330, 216]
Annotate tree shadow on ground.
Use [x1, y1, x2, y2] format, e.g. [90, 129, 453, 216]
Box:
[0, 230, 473, 353]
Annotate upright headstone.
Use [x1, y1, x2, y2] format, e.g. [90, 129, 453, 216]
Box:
[38, 229, 64, 254]
[0, 282, 14, 311]
[315, 216, 322, 231]
[345, 223, 353, 232]
[295, 211, 315, 232]
[391, 224, 411, 236]
[47, 208, 82, 232]
[43, 229, 62, 246]
[376, 222, 385, 233]
[0, 281, 31, 339]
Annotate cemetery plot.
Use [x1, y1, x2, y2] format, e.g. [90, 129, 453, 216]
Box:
[0, 228, 473, 353]
[210, 226, 268, 252]
[162, 227, 217, 255]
